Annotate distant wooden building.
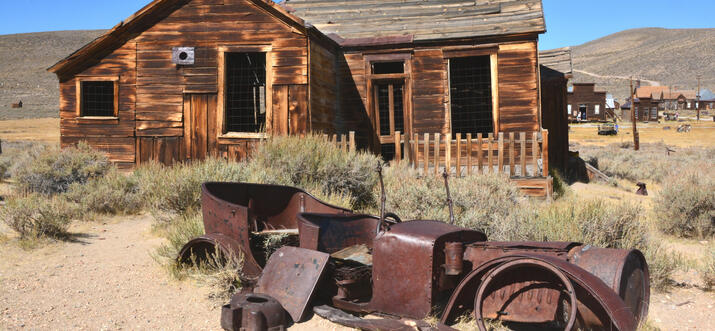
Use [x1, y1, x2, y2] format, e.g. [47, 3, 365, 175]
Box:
[621, 97, 658, 122]
[49, 0, 556, 181]
[567, 83, 607, 121]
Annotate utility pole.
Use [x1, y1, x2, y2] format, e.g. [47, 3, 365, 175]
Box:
[697, 75, 701, 121]
[630, 77, 639, 151]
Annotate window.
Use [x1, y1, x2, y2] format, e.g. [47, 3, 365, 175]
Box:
[76, 77, 118, 118]
[372, 62, 404, 74]
[224, 52, 266, 133]
[449, 56, 493, 135]
[567, 104, 572, 114]
[594, 104, 600, 115]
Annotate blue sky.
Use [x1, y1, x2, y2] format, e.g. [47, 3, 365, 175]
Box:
[0, 0, 713, 49]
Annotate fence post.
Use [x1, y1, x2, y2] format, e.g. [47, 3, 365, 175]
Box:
[466, 133, 472, 175]
[444, 133, 451, 175]
[423, 133, 429, 174]
[477, 133, 483, 174]
[434, 133, 440, 176]
[509, 132, 515, 176]
[456, 133, 462, 177]
[394, 131, 401, 164]
[542, 130, 549, 177]
[520, 132, 527, 176]
[498, 132, 504, 174]
[487, 133, 494, 173]
[413, 133, 419, 169]
[532, 132, 539, 177]
[349, 131, 356, 152]
[341, 134, 347, 151]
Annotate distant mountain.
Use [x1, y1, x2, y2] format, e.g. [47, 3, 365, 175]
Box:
[570, 28, 715, 102]
[0, 30, 105, 120]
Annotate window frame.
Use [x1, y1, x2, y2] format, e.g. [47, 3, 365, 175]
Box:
[364, 53, 412, 146]
[75, 76, 119, 120]
[444, 47, 499, 136]
[217, 45, 272, 139]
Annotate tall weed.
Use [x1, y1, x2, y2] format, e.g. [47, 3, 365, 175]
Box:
[654, 166, 714, 238]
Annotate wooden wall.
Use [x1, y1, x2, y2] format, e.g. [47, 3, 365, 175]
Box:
[309, 40, 338, 133]
[61, 0, 315, 166]
[335, 39, 541, 150]
[540, 66, 569, 173]
[59, 41, 137, 169]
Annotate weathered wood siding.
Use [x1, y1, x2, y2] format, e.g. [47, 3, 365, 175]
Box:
[335, 40, 541, 149]
[59, 41, 137, 169]
[309, 41, 338, 133]
[567, 83, 607, 121]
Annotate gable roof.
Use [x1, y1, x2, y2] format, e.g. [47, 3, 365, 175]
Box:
[635, 85, 668, 99]
[48, 0, 311, 77]
[539, 47, 572, 77]
[282, 0, 546, 43]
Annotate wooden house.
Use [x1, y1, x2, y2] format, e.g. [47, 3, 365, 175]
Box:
[539, 47, 572, 172]
[566, 83, 607, 122]
[49, 0, 556, 194]
[621, 97, 658, 122]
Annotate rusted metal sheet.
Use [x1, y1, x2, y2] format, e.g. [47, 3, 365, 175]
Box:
[221, 293, 287, 331]
[313, 305, 434, 331]
[254, 246, 330, 322]
[180, 182, 351, 280]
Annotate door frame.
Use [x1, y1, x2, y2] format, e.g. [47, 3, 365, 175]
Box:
[364, 53, 413, 153]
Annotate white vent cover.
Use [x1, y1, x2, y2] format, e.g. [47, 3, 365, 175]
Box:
[172, 47, 195, 65]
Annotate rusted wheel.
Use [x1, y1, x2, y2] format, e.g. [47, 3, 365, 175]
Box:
[473, 258, 578, 331]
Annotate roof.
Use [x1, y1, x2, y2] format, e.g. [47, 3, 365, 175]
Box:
[539, 47, 572, 76]
[635, 86, 668, 99]
[282, 0, 546, 43]
[49, 0, 311, 76]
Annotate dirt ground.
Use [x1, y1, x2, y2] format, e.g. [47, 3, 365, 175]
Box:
[569, 119, 715, 148]
[0, 117, 59, 144]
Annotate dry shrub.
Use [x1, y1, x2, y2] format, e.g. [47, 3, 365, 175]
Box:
[0, 193, 77, 240]
[703, 249, 715, 291]
[247, 134, 380, 209]
[13, 142, 111, 195]
[654, 166, 714, 238]
[65, 169, 145, 215]
[136, 158, 247, 222]
[374, 163, 521, 229]
[580, 143, 715, 184]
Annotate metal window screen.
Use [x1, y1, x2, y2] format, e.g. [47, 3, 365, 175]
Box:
[81, 81, 114, 117]
[376, 82, 404, 136]
[225, 52, 266, 133]
[449, 56, 493, 136]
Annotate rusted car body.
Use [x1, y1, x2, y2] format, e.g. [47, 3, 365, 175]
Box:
[178, 182, 351, 279]
[181, 182, 649, 330]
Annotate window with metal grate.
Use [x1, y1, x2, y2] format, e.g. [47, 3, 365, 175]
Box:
[449, 56, 493, 136]
[225, 52, 266, 133]
[81, 81, 115, 117]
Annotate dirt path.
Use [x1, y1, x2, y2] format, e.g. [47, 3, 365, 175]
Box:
[574, 69, 661, 86]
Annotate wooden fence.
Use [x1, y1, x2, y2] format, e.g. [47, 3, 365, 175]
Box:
[323, 131, 356, 153]
[390, 130, 549, 178]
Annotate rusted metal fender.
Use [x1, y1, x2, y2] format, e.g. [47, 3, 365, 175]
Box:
[440, 253, 638, 331]
[176, 233, 256, 273]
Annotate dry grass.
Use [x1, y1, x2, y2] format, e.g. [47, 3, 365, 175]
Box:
[569, 120, 715, 148]
[0, 118, 60, 144]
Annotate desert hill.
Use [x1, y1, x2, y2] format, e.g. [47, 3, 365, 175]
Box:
[569, 27, 715, 101]
[0, 30, 105, 120]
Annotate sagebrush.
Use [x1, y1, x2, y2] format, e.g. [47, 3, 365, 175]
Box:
[654, 166, 714, 238]
[0, 193, 77, 240]
[65, 169, 145, 215]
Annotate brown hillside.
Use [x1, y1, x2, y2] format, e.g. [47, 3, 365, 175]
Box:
[0, 30, 105, 120]
[570, 27, 715, 101]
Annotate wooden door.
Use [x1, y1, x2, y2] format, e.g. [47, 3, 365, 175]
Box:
[371, 78, 409, 160]
[183, 93, 219, 161]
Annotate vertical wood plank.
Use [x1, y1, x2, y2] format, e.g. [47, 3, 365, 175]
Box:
[183, 94, 192, 161]
[455, 133, 462, 177]
[476, 133, 483, 174]
[394, 131, 401, 164]
[498, 132, 504, 174]
[423, 133, 429, 174]
[532, 132, 539, 177]
[434, 133, 440, 176]
[444, 133, 451, 174]
[191, 94, 208, 160]
[207, 94, 218, 157]
[487, 133, 493, 173]
[272, 85, 289, 135]
[349, 131, 356, 152]
[509, 132, 515, 176]
[542, 130, 549, 177]
[520, 132, 527, 176]
[413, 133, 419, 169]
[289, 85, 308, 135]
[466, 133, 472, 175]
